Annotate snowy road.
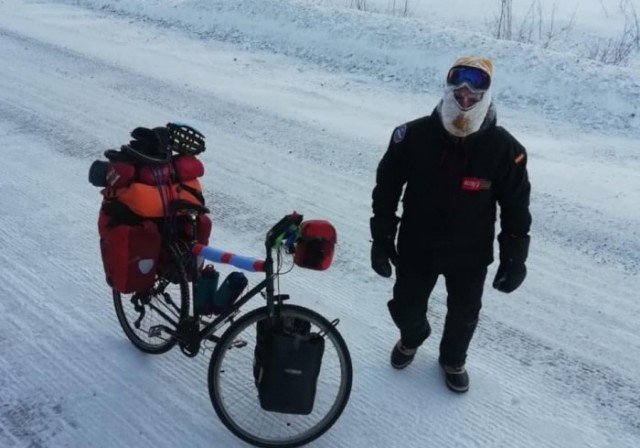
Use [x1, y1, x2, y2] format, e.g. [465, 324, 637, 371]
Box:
[1, 1, 639, 447]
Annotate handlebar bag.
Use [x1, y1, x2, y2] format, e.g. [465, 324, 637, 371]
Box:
[294, 220, 337, 271]
[98, 210, 161, 293]
[253, 317, 325, 415]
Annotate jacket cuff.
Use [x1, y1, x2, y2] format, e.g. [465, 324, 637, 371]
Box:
[498, 233, 530, 265]
[370, 215, 400, 241]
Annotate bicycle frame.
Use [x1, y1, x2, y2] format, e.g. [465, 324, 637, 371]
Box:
[181, 210, 303, 346]
[118, 207, 351, 447]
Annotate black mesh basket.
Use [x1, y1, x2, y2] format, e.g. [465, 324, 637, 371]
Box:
[167, 122, 206, 156]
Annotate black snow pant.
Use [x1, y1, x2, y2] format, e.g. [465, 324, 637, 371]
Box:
[387, 262, 488, 367]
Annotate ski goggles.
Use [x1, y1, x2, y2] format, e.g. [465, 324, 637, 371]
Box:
[446, 65, 491, 91]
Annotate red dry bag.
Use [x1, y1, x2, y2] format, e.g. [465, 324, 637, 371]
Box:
[293, 220, 337, 271]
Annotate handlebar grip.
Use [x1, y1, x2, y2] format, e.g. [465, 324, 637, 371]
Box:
[194, 245, 265, 272]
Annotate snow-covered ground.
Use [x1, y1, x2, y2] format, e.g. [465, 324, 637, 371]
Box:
[0, 0, 639, 447]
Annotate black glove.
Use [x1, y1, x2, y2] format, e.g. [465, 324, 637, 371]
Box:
[130, 126, 167, 153]
[493, 234, 530, 293]
[122, 126, 171, 163]
[371, 238, 398, 278]
[370, 216, 400, 278]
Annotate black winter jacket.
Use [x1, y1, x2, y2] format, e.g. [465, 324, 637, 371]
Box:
[371, 109, 531, 271]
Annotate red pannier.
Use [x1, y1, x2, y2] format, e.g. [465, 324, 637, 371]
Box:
[98, 211, 161, 293]
[294, 220, 337, 271]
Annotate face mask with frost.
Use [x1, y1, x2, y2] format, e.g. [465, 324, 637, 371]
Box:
[437, 57, 494, 138]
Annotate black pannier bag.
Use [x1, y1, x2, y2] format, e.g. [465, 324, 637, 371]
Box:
[253, 317, 325, 415]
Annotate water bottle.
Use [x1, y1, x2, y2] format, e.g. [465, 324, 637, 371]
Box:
[212, 272, 248, 315]
[194, 265, 219, 315]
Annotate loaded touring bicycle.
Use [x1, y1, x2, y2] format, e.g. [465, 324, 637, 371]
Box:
[90, 123, 353, 447]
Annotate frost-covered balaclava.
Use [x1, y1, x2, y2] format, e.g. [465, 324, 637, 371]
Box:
[437, 56, 494, 138]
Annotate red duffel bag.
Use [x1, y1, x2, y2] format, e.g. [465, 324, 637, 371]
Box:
[294, 220, 337, 271]
[98, 210, 161, 293]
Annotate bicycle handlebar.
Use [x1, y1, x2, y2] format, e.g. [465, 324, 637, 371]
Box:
[192, 212, 303, 273]
[193, 245, 265, 272]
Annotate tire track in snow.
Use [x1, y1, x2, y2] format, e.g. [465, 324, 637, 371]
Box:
[531, 191, 640, 274]
[479, 317, 640, 434]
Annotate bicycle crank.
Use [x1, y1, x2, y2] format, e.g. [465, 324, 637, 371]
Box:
[177, 317, 201, 357]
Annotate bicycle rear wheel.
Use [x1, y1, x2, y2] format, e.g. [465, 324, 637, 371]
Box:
[113, 243, 190, 354]
[208, 304, 353, 448]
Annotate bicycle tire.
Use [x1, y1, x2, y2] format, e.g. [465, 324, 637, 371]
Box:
[208, 304, 353, 448]
[113, 243, 190, 354]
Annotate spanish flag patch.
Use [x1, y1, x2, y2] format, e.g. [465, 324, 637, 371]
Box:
[514, 153, 525, 164]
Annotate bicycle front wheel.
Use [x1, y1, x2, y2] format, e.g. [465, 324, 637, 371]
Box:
[208, 304, 353, 448]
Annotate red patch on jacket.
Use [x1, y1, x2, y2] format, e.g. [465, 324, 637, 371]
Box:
[461, 177, 491, 191]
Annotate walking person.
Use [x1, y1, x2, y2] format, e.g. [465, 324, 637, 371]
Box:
[370, 56, 532, 393]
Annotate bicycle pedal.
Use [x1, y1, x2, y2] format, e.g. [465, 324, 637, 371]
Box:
[274, 294, 290, 301]
[149, 325, 164, 338]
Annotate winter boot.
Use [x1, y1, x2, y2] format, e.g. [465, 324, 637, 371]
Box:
[440, 362, 469, 393]
[390, 340, 417, 369]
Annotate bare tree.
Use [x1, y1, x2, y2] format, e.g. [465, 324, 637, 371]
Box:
[494, 0, 575, 48]
[515, 0, 540, 43]
[540, 1, 577, 49]
[620, 0, 639, 50]
[586, 36, 634, 66]
[585, 0, 639, 66]
[349, 0, 369, 11]
[391, 0, 411, 18]
[496, 0, 513, 40]
[492, 0, 636, 66]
